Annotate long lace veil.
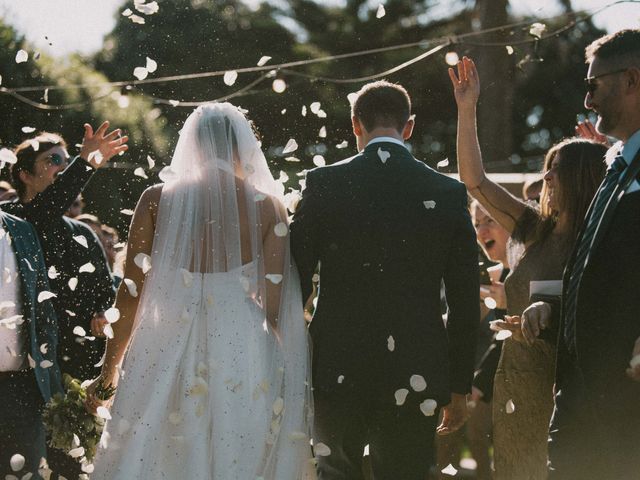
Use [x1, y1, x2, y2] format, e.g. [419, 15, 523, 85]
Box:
[134, 103, 312, 478]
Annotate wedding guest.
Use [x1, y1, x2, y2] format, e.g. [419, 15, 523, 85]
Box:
[0, 208, 62, 478]
[449, 57, 607, 480]
[525, 29, 640, 479]
[65, 194, 84, 218]
[437, 200, 510, 480]
[0, 180, 17, 202]
[1, 125, 127, 479]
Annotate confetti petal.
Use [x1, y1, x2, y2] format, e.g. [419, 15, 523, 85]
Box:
[21, 126, 36, 133]
[48, 266, 59, 279]
[145, 57, 157, 73]
[68, 277, 78, 291]
[223, 70, 238, 86]
[337, 375, 345, 384]
[496, 329, 512, 341]
[0, 148, 18, 165]
[257, 55, 272, 66]
[103, 324, 114, 339]
[394, 388, 409, 406]
[376, 4, 386, 18]
[484, 297, 497, 309]
[105, 307, 120, 323]
[310, 102, 321, 114]
[529, 22, 546, 39]
[266, 274, 283, 284]
[15, 49, 28, 63]
[120, 209, 135, 216]
[436, 158, 449, 168]
[134, 167, 148, 179]
[147, 155, 155, 169]
[312, 155, 326, 167]
[40, 359, 53, 368]
[282, 138, 298, 154]
[506, 399, 515, 414]
[136, 1, 159, 14]
[387, 335, 395, 352]
[445, 52, 459, 66]
[79, 262, 95, 273]
[134, 253, 152, 274]
[133, 67, 148, 81]
[274, 222, 288, 237]
[410, 374, 427, 392]
[506, 45, 514, 55]
[442, 464, 458, 476]
[37, 291, 56, 303]
[96, 406, 112, 420]
[423, 200, 436, 209]
[73, 326, 87, 337]
[377, 148, 391, 164]
[124, 278, 138, 297]
[336, 140, 348, 149]
[129, 14, 146, 24]
[420, 398, 438, 416]
[73, 235, 88, 248]
[10, 454, 25, 472]
[272, 79, 286, 93]
[314, 442, 331, 457]
[318, 126, 327, 138]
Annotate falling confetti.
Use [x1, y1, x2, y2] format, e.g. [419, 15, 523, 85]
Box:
[48, 266, 59, 279]
[40, 359, 53, 368]
[376, 4, 386, 18]
[73, 235, 88, 248]
[506, 399, 516, 414]
[496, 329, 513, 341]
[442, 464, 458, 476]
[21, 126, 36, 133]
[15, 50, 28, 63]
[133, 67, 148, 81]
[274, 223, 288, 237]
[387, 335, 395, 351]
[129, 14, 146, 24]
[79, 262, 95, 273]
[506, 46, 514, 55]
[436, 158, 450, 168]
[445, 52, 459, 66]
[146, 57, 158, 73]
[529, 22, 546, 39]
[410, 374, 427, 392]
[337, 375, 344, 384]
[423, 200, 436, 209]
[420, 399, 438, 416]
[105, 307, 120, 323]
[336, 141, 348, 149]
[147, 155, 155, 169]
[134, 253, 152, 274]
[121, 209, 135, 216]
[96, 406, 112, 420]
[377, 148, 391, 164]
[224, 70, 238, 86]
[257, 56, 272, 66]
[135, 0, 159, 14]
[266, 274, 283, 284]
[68, 277, 78, 291]
[484, 297, 497, 309]
[314, 442, 331, 457]
[272, 79, 286, 93]
[394, 388, 409, 406]
[134, 167, 149, 179]
[9, 454, 25, 472]
[0, 149, 18, 165]
[313, 155, 326, 167]
[282, 138, 298, 154]
[37, 291, 56, 303]
[318, 126, 327, 138]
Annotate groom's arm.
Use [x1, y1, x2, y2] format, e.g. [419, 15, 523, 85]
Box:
[290, 170, 322, 303]
[442, 184, 480, 394]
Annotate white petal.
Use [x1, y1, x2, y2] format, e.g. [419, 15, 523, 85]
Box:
[282, 138, 298, 154]
[436, 158, 449, 168]
[69, 446, 85, 458]
[506, 399, 516, 414]
[529, 22, 546, 39]
[146, 155, 155, 169]
[420, 398, 438, 416]
[376, 4, 386, 18]
[40, 360, 53, 368]
[37, 291, 57, 303]
[145, 57, 157, 73]
[0, 148, 18, 165]
[313, 155, 326, 167]
[73, 235, 88, 248]
[484, 297, 497, 309]
[377, 148, 391, 164]
[79, 262, 95, 273]
[136, 1, 159, 14]
[337, 375, 345, 384]
[506, 45, 514, 55]
[21, 126, 36, 133]
[134, 167, 148, 179]
[10, 453, 25, 471]
[445, 52, 459, 66]
[129, 14, 146, 24]
[134, 253, 152, 274]
[272, 397, 284, 415]
[285, 156, 300, 162]
[124, 278, 138, 297]
[301, 105, 307, 117]
[133, 67, 148, 81]
[47, 266, 59, 279]
[257, 55, 271, 66]
[122, 8, 132, 16]
[272, 79, 286, 93]
[318, 126, 327, 138]
[72, 433, 81, 448]
[317, 109, 327, 118]
[15, 50, 28, 63]
[39, 343, 48, 354]
[103, 324, 114, 339]
[96, 406, 112, 420]
[120, 209, 135, 216]
[423, 200, 436, 209]
[265, 274, 283, 284]
[442, 464, 458, 476]
[310, 102, 321, 114]
[410, 374, 427, 392]
[274, 222, 288, 237]
[68, 277, 78, 291]
[387, 335, 395, 352]
[105, 307, 120, 323]
[394, 388, 409, 406]
[496, 329, 512, 341]
[314, 442, 331, 457]
[223, 70, 238, 86]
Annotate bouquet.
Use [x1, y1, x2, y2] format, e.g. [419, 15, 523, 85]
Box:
[42, 374, 116, 468]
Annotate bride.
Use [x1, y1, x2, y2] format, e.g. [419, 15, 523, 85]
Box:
[86, 103, 313, 479]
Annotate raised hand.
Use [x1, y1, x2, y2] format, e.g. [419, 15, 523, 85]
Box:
[79, 121, 129, 169]
[575, 119, 610, 146]
[448, 56, 480, 110]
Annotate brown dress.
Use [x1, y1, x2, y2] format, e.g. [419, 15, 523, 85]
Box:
[493, 208, 570, 480]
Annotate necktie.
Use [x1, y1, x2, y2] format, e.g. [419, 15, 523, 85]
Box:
[563, 153, 627, 351]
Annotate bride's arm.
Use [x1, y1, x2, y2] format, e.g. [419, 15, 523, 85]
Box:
[262, 196, 288, 332]
[449, 56, 527, 234]
[86, 186, 159, 410]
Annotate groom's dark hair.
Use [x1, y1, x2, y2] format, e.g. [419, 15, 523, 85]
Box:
[351, 80, 411, 133]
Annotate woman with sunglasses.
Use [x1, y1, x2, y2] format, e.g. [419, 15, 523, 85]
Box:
[449, 57, 607, 479]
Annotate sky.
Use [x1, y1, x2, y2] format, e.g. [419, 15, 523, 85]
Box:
[0, 0, 638, 58]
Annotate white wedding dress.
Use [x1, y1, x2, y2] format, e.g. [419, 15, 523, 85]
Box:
[91, 103, 313, 479]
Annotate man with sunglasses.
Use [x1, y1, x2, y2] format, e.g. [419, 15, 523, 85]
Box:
[524, 30, 640, 479]
[1, 122, 128, 478]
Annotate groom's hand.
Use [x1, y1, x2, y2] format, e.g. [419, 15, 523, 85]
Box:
[437, 393, 468, 435]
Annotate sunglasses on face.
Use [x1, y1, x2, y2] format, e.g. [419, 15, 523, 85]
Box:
[43, 152, 68, 167]
[584, 68, 628, 95]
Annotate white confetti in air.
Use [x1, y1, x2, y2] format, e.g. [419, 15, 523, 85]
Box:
[129, 14, 146, 24]
[529, 22, 546, 39]
[135, 1, 159, 15]
[68, 277, 78, 291]
[266, 274, 283, 284]
[223, 70, 238, 86]
[314, 442, 332, 457]
[181, 268, 193, 287]
[506, 399, 515, 414]
[257, 56, 272, 66]
[436, 158, 449, 168]
[273, 397, 284, 415]
[10, 453, 25, 472]
[282, 138, 298, 154]
[310, 102, 321, 114]
[158, 165, 177, 182]
[168, 100, 180, 107]
[120, 209, 134, 216]
[336, 140, 348, 149]
[48, 266, 59, 279]
[278, 170, 289, 183]
[317, 109, 327, 118]
[630, 354, 640, 369]
[442, 464, 458, 476]
[274, 222, 288, 237]
[301, 105, 307, 117]
[394, 388, 409, 406]
[40, 343, 48, 354]
[377, 148, 391, 164]
[337, 375, 344, 384]
[134, 253, 152, 274]
[145, 57, 157, 73]
[68, 446, 85, 458]
[73, 235, 88, 248]
[37, 291, 57, 303]
[40, 359, 53, 368]
[420, 398, 438, 416]
[410, 374, 427, 392]
[88, 149, 103, 165]
[105, 307, 120, 323]
[15, 50, 28, 63]
[134, 167, 148, 179]
[79, 262, 95, 273]
[285, 156, 300, 163]
[313, 155, 326, 167]
[423, 200, 436, 209]
[133, 66, 148, 80]
[72, 433, 80, 448]
[96, 406, 112, 420]
[28, 139, 40, 152]
[147, 155, 155, 169]
[21, 126, 36, 133]
[73, 326, 86, 337]
[318, 126, 327, 138]
[272, 79, 286, 93]
[103, 324, 114, 339]
[122, 8, 133, 16]
[82, 462, 96, 474]
[376, 4, 386, 18]
[0, 148, 18, 165]
[445, 52, 459, 66]
[484, 297, 497, 309]
[506, 46, 514, 55]
[66, 310, 76, 317]
[496, 329, 513, 341]
[387, 335, 395, 352]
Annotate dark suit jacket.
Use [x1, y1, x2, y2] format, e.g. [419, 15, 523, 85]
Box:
[1, 210, 63, 401]
[558, 150, 640, 432]
[290, 141, 479, 405]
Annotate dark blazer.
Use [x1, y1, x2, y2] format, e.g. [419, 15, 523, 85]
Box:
[1, 210, 62, 401]
[290, 141, 479, 404]
[558, 150, 640, 442]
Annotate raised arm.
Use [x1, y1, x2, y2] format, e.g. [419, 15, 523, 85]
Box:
[448, 57, 527, 234]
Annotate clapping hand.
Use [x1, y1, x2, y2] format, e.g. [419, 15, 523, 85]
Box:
[575, 119, 610, 146]
[79, 121, 129, 169]
[626, 336, 640, 382]
[448, 56, 480, 111]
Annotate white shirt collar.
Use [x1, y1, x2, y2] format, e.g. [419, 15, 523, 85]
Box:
[621, 129, 640, 166]
[365, 136, 407, 149]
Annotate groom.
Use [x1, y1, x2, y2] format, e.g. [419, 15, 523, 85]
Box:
[291, 80, 479, 479]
